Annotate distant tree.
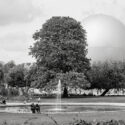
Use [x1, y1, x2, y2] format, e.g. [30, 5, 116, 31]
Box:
[3, 61, 15, 73]
[89, 61, 125, 96]
[3, 61, 16, 84]
[0, 68, 4, 85]
[25, 63, 38, 88]
[6, 64, 28, 96]
[0, 61, 4, 68]
[30, 17, 90, 96]
[7, 65, 26, 87]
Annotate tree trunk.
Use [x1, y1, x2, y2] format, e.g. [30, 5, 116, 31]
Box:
[62, 86, 68, 98]
[100, 89, 110, 96]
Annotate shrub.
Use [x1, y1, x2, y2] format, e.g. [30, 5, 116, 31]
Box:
[1, 119, 125, 125]
[70, 119, 125, 125]
[0, 87, 8, 96]
[8, 88, 19, 96]
[87, 92, 95, 96]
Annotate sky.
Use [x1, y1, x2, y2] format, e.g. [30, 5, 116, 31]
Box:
[0, 0, 125, 64]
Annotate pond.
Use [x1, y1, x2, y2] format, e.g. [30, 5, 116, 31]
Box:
[0, 104, 125, 114]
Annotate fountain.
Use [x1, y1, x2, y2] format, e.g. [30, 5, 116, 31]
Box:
[48, 79, 63, 112]
[55, 79, 62, 112]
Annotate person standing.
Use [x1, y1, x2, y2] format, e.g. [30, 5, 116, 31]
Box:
[37, 97, 41, 103]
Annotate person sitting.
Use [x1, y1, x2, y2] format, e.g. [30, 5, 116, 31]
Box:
[35, 104, 40, 113]
[30, 103, 35, 114]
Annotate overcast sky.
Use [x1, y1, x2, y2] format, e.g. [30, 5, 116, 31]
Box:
[0, 0, 125, 64]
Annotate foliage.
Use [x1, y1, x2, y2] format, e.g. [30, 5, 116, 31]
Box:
[25, 63, 39, 87]
[0, 87, 8, 96]
[0, 87, 19, 97]
[25, 64, 56, 89]
[0, 68, 4, 84]
[57, 72, 90, 89]
[3, 61, 16, 84]
[30, 16, 90, 90]
[8, 87, 19, 96]
[6, 64, 27, 88]
[70, 119, 125, 125]
[1, 119, 125, 125]
[3, 60, 15, 73]
[0, 61, 4, 68]
[89, 61, 125, 96]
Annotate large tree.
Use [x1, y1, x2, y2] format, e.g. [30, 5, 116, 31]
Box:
[30, 17, 90, 96]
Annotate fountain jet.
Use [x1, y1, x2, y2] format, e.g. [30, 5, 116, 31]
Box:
[55, 79, 62, 112]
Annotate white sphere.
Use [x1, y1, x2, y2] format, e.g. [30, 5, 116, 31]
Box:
[83, 14, 125, 62]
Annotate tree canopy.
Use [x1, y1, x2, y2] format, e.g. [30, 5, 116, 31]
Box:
[7, 65, 27, 88]
[0, 68, 4, 84]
